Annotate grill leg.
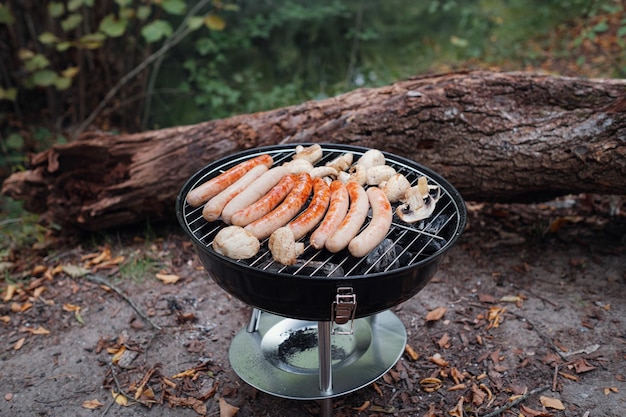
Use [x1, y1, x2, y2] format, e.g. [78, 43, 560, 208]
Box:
[318, 320, 333, 417]
[246, 308, 262, 333]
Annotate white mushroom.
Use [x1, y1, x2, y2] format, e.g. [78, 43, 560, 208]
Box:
[325, 152, 353, 172]
[213, 226, 260, 259]
[355, 149, 385, 169]
[268, 227, 304, 265]
[380, 173, 411, 202]
[293, 144, 323, 164]
[309, 166, 339, 179]
[339, 164, 367, 185]
[282, 158, 313, 174]
[396, 176, 441, 223]
[366, 165, 396, 185]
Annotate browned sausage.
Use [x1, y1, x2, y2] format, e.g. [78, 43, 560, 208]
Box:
[287, 177, 331, 240]
[221, 166, 291, 224]
[348, 187, 393, 257]
[230, 173, 297, 227]
[309, 180, 349, 250]
[186, 154, 273, 207]
[325, 181, 369, 253]
[202, 164, 269, 222]
[244, 173, 313, 239]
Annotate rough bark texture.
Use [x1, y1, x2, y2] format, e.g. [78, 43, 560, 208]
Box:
[3, 70, 626, 231]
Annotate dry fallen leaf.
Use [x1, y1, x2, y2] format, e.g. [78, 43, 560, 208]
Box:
[429, 353, 449, 367]
[448, 397, 464, 417]
[519, 405, 551, 416]
[19, 326, 50, 335]
[426, 306, 447, 322]
[111, 390, 128, 406]
[81, 399, 105, 409]
[171, 368, 197, 379]
[3, 283, 17, 302]
[219, 397, 240, 417]
[353, 400, 370, 412]
[62, 303, 81, 312]
[437, 333, 451, 349]
[404, 344, 419, 361]
[539, 395, 565, 410]
[156, 273, 181, 284]
[62, 264, 91, 278]
[604, 387, 619, 396]
[13, 337, 26, 350]
[110, 345, 127, 365]
[420, 377, 443, 392]
[486, 306, 506, 329]
[572, 357, 597, 374]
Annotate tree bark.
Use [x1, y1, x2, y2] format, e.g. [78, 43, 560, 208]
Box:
[3, 70, 626, 231]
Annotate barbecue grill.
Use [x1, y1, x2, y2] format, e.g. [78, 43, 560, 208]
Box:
[176, 143, 467, 416]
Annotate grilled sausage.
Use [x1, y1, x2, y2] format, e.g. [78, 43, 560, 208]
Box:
[186, 154, 273, 207]
[202, 164, 269, 222]
[309, 180, 349, 250]
[221, 166, 290, 224]
[230, 173, 297, 227]
[287, 177, 331, 240]
[325, 181, 369, 253]
[348, 187, 393, 257]
[244, 173, 313, 239]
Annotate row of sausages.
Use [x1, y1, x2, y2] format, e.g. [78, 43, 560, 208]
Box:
[185, 148, 398, 263]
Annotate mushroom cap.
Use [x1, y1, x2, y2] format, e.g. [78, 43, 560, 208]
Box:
[395, 178, 441, 223]
[356, 149, 385, 169]
[380, 173, 411, 202]
[269, 227, 305, 265]
[325, 152, 353, 172]
[213, 226, 260, 259]
[293, 144, 323, 164]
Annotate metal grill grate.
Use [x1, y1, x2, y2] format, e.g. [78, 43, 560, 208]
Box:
[180, 144, 464, 278]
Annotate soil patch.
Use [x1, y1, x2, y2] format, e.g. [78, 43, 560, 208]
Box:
[1, 195, 625, 417]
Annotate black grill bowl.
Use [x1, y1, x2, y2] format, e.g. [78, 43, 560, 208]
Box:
[176, 143, 467, 321]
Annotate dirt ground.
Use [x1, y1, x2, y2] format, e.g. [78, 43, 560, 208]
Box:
[1, 194, 625, 417]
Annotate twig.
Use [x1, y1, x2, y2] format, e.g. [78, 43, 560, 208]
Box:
[85, 273, 162, 330]
[506, 310, 568, 361]
[74, 0, 213, 139]
[101, 363, 131, 417]
[480, 385, 550, 417]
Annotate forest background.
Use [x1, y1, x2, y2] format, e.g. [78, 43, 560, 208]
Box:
[1, 0, 626, 240]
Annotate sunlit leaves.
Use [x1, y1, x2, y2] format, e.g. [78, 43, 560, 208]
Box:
[136, 5, 151, 20]
[78, 32, 106, 49]
[187, 16, 205, 31]
[141, 19, 173, 43]
[99, 14, 128, 38]
[67, 0, 84, 13]
[47, 2, 65, 18]
[205, 14, 226, 31]
[0, 3, 15, 24]
[38, 32, 60, 45]
[0, 87, 17, 101]
[162, 0, 187, 16]
[61, 13, 83, 32]
[32, 70, 57, 87]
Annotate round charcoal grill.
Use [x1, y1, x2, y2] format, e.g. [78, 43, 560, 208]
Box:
[177, 143, 466, 321]
[176, 143, 467, 413]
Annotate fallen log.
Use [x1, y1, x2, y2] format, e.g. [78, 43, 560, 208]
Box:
[3, 70, 626, 231]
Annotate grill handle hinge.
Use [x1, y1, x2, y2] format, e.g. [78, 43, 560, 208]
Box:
[331, 287, 357, 335]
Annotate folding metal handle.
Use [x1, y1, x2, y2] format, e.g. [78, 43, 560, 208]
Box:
[331, 287, 357, 334]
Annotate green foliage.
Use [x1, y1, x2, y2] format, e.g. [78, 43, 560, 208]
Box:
[0, 196, 50, 252]
[1, 0, 625, 159]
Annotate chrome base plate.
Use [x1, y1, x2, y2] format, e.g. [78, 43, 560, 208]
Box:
[228, 310, 406, 400]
